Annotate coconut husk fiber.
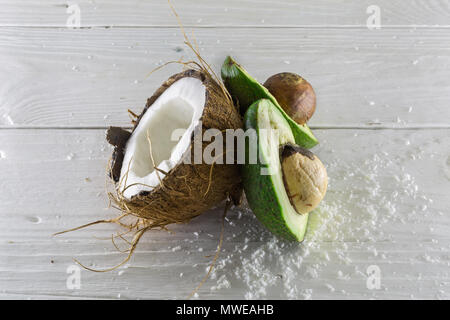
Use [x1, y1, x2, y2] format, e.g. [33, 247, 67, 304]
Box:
[54, 69, 243, 275]
[55, 3, 244, 292]
[108, 69, 243, 227]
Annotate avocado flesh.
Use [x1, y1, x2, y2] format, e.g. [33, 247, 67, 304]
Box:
[243, 99, 309, 242]
[221, 56, 318, 149]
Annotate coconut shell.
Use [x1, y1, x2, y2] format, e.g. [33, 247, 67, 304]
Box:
[107, 126, 131, 183]
[107, 70, 243, 224]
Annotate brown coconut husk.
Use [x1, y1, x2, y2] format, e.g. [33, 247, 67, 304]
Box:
[55, 2, 244, 297]
[108, 69, 243, 224]
[55, 69, 243, 277]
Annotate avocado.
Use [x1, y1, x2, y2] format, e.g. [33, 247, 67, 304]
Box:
[221, 56, 318, 149]
[243, 99, 309, 241]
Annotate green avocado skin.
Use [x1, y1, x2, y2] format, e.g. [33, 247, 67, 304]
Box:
[221, 57, 269, 114]
[243, 101, 304, 241]
[221, 56, 318, 149]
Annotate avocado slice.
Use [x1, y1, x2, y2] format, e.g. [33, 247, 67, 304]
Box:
[221, 56, 318, 149]
[243, 99, 309, 241]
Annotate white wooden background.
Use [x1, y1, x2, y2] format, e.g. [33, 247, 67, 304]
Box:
[1, 0, 449, 300]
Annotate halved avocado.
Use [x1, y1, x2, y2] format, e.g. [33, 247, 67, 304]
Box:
[221, 56, 318, 149]
[243, 99, 309, 241]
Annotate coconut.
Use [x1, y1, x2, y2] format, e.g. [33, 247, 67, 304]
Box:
[54, 5, 244, 296]
[107, 69, 243, 226]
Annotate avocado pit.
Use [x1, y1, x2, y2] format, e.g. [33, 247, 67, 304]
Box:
[281, 144, 328, 215]
[264, 72, 316, 125]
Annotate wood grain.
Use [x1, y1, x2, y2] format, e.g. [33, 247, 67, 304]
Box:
[0, 128, 448, 299]
[1, 27, 450, 128]
[2, 0, 450, 301]
[1, 0, 450, 27]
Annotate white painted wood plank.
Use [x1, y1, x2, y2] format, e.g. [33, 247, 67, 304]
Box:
[1, 27, 450, 128]
[0, 128, 449, 299]
[2, 0, 450, 27]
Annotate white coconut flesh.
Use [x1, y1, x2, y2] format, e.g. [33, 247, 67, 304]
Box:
[119, 77, 206, 199]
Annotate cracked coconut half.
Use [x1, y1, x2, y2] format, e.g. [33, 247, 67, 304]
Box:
[107, 70, 243, 225]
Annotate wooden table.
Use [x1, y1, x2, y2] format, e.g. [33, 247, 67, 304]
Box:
[0, 0, 449, 299]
